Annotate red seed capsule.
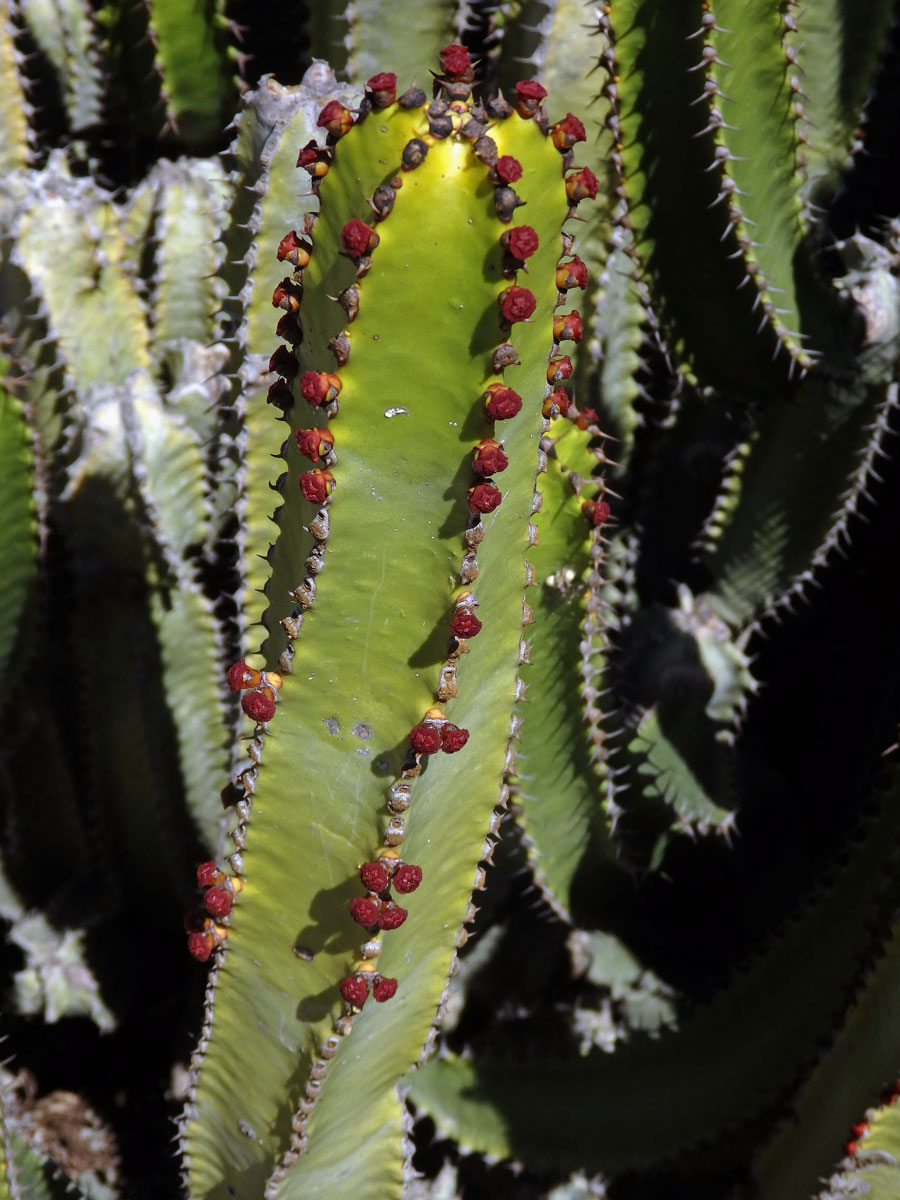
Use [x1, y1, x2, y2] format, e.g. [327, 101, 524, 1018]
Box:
[441, 725, 470, 753]
[339, 974, 369, 1007]
[550, 112, 587, 151]
[276, 231, 311, 268]
[556, 256, 589, 291]
[269, 345, 298, 377]
[204, 886, 233, 918]
[504, 225, 539, 260]
[242, 690, 276, 723]
[408, 723, 443, 755]
[393, 864, 423, 894]
[484, 383, 523, 421]
[299, 371, 342, 407]
[366, 72, 397, 107]
[372, 976, 399, 1002]
[472, 438, 509, 476]
[349, 896, 381, 926]
[272, 278, 302, 312]
[359, 861, 390, 893]
[379, 902, 408, 930]
[187, 931, 215, 962]
[197, 861, 223, 888]
[547, 355, 574, 383]
[449, 610, 483, 638]
[226, 659, 262, 692]
[341, 219, 378, 258]
[468, 481, 503, 514]
[575, 406, 600, 430]
[296, 143, 331, 177]
[317, 100, 354, 138]
[295, 426, 335, 462]
[499, 286, 536, 324]
[495, 155, 523, 184]
[439, 43, 471, 78]
[565, 166, 600, 204]
[553, 310, 584, 343]
[542, 388, 571, 418]
[514, 79, 548, 118]
[299, 470, 336, 504]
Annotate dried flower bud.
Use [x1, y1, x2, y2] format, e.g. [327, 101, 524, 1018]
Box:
[269, 345, 298, 377]
[265, 377, 292, 412]
[398, 86, 427, 108]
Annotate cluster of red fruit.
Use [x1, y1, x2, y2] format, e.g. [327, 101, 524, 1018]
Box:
[186, 862, 242, 962]
[339, 855, 424, 1008]
[226, 659, 283, 724]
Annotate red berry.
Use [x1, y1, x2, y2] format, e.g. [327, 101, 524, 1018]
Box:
[204, 886, 233, 918]
[565, 166, 599, 204]
[513, 79, 548, 117]
[295, 426, 335, 462]
[378, 902, 408, 930]
[359, 861, 390, 893]
[547, 355, 574, 383]
[296, 143, 331, 177]
[449, 611, 483, 638]
[550, 112, 587, 151]
[339, 974, 369, 1007]
[366, 72, 397, 106]
[341, 219, 378, 258]
[299, 371, 341, 406]
[317, 100, 354, 138]
[408, 723, 442, 755]
[441, 724, 470, 753]
[575, 406, 599, 430]
[276, 231, 310, 268]
[372, 976, 398, 1002]
[197, 861, 222, 888]
[556, 256, 589, 290]
[242, 690, 276, 723]
[484, 384, 523, 421]
[495, 155, 523, 184]
[542, 388, 571, 418]
[499, 285, 536, 324]
[468, 481, 502, 514]
[187, 932, 214, 962]
[226, 660, 261, 692]
[269, 345, 298, 377]
[506, 225, 539, 260]
[393, 864, 422, 894]
[349, 896, 381, 926]
[299, 469, 336, 504]
[553, 310, 584, 343]
[272, 278, 302, 311]
[472, 438, 508, 477]
[583, 498, 611, 528]
[439, 43, 471, 78]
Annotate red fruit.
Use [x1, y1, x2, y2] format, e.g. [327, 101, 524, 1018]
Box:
[468, 481, 503, 514]
[204, 886, 233, 918]
[300, 371, 342, 406]
[575, 406, 599, 430]
[449, 611, 483, 638]
[550, 112, 587, 151]
[197, 861, 222, 888]
[547, 355, 574, 382]
[226, 659, 262, 692]
[439, 43, 471, 78]
[359, 861, 390, 893]
[542, 388, 571, 418]
[514, 79, 548, 117]
[565, 166, 600, 204]
[408, 723, 442, 755]
[296, 143, 330, 177]
[339, 974, 369, 1007]
[393, 864, 422, 894]
[472, 438, 508, 477]
[242, 690, 276, 723]
[484, 384, 523, 421]
[349, 896, 381, 926]
[499, 285, 536, 323]
[378, 902, 408, 930]
[187, 931, 214, 962]
[366, 72, 397, 106]
[553, 310, 584, 343]
[299, 469, 336, 504]
[556, 256, 589, 290]
[372, 976, 399, 1002]
[341, 219, 378, 258]
[441, 724, 470, 753]
[295, 426, 335, 462]
[505, 225, 539, 260]
[269, 345, 298, 377]
[272, 278, 302, 312]
[317, 100, 354, 138]
[276, 231, 310, 268]
[495, 155, 523, 184]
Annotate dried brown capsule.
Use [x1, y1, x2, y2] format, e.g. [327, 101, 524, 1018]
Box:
[494, 186, 526, 223]
[492, 343, 520, 372]
[398, 86, 427, 108]
[473, 134, 499, 165]
[337, 285, 360, 322]
[269, 345, 298, 378]
[402, 138, 429, 171]
[366, 72, 397, 107]
[328, 332, 351, 367]
[369, 184, 396, 220]
[272, 278, 302, 312]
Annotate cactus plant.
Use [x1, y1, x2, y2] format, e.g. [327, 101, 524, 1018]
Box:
[1, 2, 900, 1198]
